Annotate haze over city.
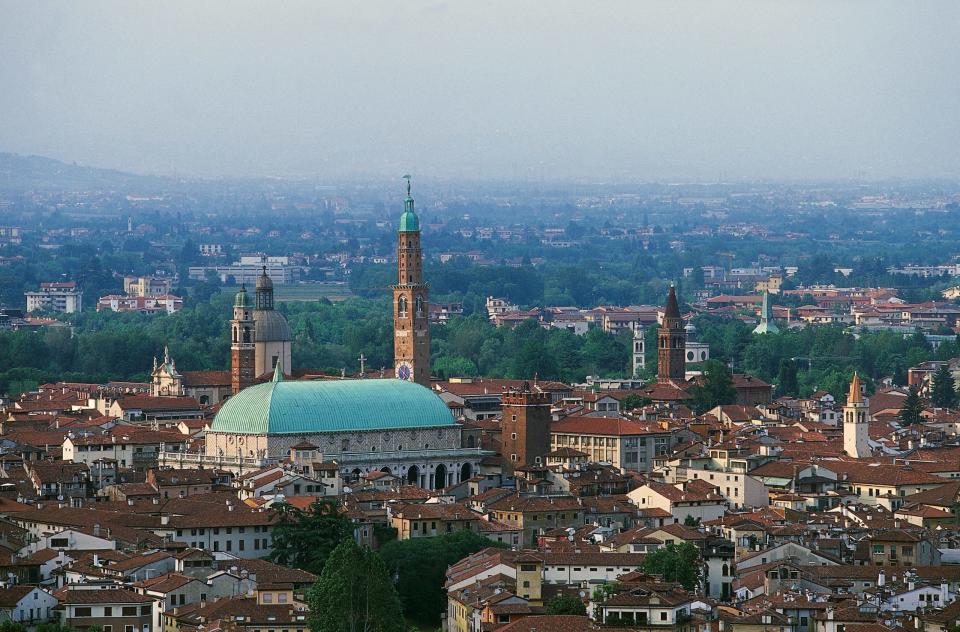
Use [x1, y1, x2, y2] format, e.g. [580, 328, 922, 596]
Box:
[8, 4, 960, 632]
[2, 0, 960, 181]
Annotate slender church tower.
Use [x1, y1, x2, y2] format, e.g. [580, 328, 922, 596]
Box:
[658, 285, 686, 383]
[843, 372, 870, 458]
[753, 290, 780, 335]
[231, 285, 256, 394]
[632, 324, 645, 377]
[393, 176, 431, 387]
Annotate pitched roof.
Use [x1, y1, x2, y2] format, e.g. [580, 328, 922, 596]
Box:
[55, 588, 152, 604]
[551, 416, 667, 436]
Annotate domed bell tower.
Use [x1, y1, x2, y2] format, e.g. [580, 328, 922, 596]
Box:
[393, 176, 431, 387]
[231, 285, 256, 394]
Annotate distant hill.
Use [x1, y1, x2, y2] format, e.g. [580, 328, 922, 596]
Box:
[0, 152, 171, 191]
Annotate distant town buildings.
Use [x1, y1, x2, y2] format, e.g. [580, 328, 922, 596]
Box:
[25, 281, 82, 314]
[188, 254, 301, 285]
[123, 275, 173, 297]
[96, 294, 183, 314]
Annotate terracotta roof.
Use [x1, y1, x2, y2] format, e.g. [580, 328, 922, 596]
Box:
[55, 588, 153, 604]
[551, 416, 668, 436]
[0, 586, 36, 608]
[488, 494, 582, 513]
[496, 615, 598, 631]
[180, 371, 231, 387]
[113, 395, 201, 411]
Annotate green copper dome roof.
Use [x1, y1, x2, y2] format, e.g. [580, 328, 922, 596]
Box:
[234, 286, 251, 308]
[398, 177, 419, 232]
[211, 376, 455, 435]
[399, 208, 420, 232]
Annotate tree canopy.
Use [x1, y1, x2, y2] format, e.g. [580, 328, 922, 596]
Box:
[545, 594, 587, 616]
[931, 364, 958, 409]
[641, 542, 703, 591]
[690, 359, 737, 414]
[307, 538, 404, 632]
[899, 386, 925, 426]
[378, 529, 504, 626]
[267, 498, 352, 575]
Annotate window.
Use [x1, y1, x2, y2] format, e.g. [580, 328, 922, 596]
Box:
[263, 593, 273, 603]
[50, 538, 68, 548]
[74, 607, 92, 617]
[141, 605, 151, 615]
[122, 607, 137, 616]
[105, 607, 113, 616]
[125, 627, 134, 632]
[104, 627, 113, 632]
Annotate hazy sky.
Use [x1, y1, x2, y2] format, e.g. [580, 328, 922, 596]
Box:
[1, 1, 959, 181]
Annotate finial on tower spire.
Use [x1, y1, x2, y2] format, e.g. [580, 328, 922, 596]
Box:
[403, 174, 412, 198]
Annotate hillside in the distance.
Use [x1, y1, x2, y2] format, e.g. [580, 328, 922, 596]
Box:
[0, 152, 171, 191]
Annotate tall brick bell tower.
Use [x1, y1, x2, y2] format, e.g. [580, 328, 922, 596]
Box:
[658, 285, 687, 384]
[230, 285, 256, 394]
[500, 384, 552, 475]
[392, 176, 431, 387]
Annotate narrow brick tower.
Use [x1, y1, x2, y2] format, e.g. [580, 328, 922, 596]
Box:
[392, 176, 431, 387]
[658, 285, 687, 383]
[230, 285, 256, 394]
[500, 384, 552, 474]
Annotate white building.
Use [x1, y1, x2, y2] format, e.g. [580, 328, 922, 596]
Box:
[25, 282, 82, 314]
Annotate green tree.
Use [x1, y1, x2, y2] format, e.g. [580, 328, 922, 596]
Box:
[268, 498, 352, 575]
[931, 364, 958, 409]
[641, 542, 703, 591]
[690, 359, 737, 414]
[621, 393, 651, 411]
[0, 622, 28, 632]
[899, 385, 925, 426]
[307, 538, 404, 632]
[379, 529, 504, 626]
[545, 594, 587, 616]
[776, 359, 800, 397]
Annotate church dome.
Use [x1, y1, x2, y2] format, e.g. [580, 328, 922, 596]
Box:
[211, 376, 455, 435]
[253, 309, 291, 342]
[255, 269, 273, 290]
[234, 285, 251, 308]
[399, 209, 420, 232]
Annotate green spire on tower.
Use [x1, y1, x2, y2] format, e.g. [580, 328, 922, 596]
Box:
[399, 174, 420, 232]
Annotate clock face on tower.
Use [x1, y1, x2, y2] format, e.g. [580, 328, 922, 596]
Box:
[396, 362, 413, 381]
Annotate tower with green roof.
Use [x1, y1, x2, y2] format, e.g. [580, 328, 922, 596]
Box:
[392, 176, 431, 386]
[753, 291, 780, 335]
[231, 284, 256, 394]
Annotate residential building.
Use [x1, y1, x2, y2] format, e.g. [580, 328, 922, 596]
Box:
[25, 282, 82, 314]
[55, 587, 154, 632]
[0, 586, 58, 623]
[550, 416, 673, 473]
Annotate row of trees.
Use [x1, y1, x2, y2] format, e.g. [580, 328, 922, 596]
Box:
[2, 277, 959, 400]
